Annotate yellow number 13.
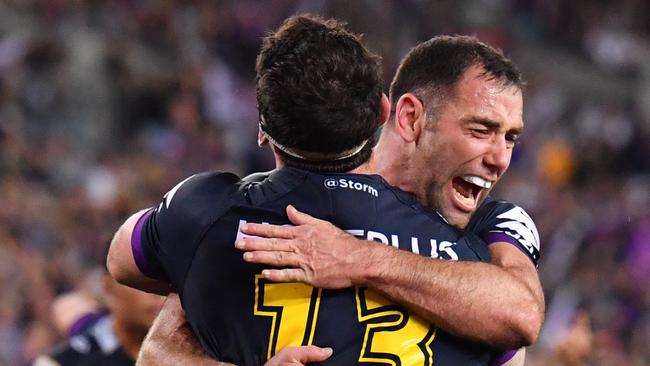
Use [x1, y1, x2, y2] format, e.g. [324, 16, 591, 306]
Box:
[254, 275, 436, 365]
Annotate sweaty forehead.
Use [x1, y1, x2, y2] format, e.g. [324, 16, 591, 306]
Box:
[454, 73, 523, 130]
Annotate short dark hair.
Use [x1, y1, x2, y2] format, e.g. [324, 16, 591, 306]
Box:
[256, 14, 383, 172]
[389, 35, 524, 122]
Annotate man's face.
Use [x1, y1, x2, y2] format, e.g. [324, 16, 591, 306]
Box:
[417, 66, 523, 228]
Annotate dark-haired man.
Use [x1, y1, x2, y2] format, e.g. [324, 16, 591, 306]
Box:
[108, 16, 540, 365]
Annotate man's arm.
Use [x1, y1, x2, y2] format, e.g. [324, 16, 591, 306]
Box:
[107, 209, 173, 295]
[237, 205, 544, 349]
[137, 294, 333, 366]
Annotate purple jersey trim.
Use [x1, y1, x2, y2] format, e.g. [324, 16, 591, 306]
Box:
[131, 208, 163, 279]
[489, 350, 517, 366]
[68, 312, 105, 337]
[484, 232, 519, 247]
[485, 231, 536, 263]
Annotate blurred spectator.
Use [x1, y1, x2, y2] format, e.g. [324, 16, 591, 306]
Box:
[32, 271, 164, 366]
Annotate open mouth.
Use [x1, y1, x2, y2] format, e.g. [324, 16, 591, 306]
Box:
[451, 175, 492, 211]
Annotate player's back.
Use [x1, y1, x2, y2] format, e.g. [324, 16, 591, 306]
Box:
[138, 167, 493, 365]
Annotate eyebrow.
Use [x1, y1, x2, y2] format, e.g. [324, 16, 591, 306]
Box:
[463, 116, 523, 135]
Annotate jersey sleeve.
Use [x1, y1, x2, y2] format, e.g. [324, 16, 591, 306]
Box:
[488, 349, 518, 366]
[468, 198, 541, 267]
[132, 172, 240, 290]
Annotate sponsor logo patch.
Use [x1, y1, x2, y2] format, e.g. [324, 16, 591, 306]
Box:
[323, 178, 378, 197]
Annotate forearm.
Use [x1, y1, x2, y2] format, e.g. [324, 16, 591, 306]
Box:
[237, 207, 544, 349]
[353, 241, 542, 348]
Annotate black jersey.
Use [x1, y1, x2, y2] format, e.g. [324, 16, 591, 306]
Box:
[32, 315, 133, 366]
[134, 168, 500, 365]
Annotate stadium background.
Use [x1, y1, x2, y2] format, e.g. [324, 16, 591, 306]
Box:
[0, 1, 648, 365]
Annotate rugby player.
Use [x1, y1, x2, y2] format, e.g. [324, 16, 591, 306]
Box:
[108, 16, 540, 365]
[33, 269, 164, 365]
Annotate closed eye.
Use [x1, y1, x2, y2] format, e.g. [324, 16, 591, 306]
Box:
[506, 133, 520, 148]
[471, 128, 490, 137]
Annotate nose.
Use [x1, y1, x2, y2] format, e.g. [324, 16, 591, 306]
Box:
[483, 136, 511, 176]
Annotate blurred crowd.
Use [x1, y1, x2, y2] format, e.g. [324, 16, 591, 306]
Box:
[0, 1, 648, 365]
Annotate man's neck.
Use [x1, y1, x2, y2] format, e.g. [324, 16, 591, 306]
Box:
[371, 129, 421, 197]
[349, 160, 375, 175]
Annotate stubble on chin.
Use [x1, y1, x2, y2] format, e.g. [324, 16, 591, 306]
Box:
[425, 185, 471, 230]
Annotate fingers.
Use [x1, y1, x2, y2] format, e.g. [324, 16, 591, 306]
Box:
[291, 345, 333, 362]
[236, 237, 292, 252]
[243, 250, 301, 267]
[239, 206, 323, 238]
[286, 205, 322, 226]
[241, 222, 295, 239]
[288, 206, 350, 241]
[265, 346, 333, 365]
[261, 268, 305, 282]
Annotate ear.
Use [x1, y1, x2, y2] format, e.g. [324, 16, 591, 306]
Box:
[259, 128, 284, 168]
[257, 128, 269, 147]
[378, 93, 390, 126]
[394, 93, 425, 143]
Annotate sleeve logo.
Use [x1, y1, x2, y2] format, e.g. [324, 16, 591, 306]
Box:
[161, 174, 196, 210]
[494, 207, 541, 254]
